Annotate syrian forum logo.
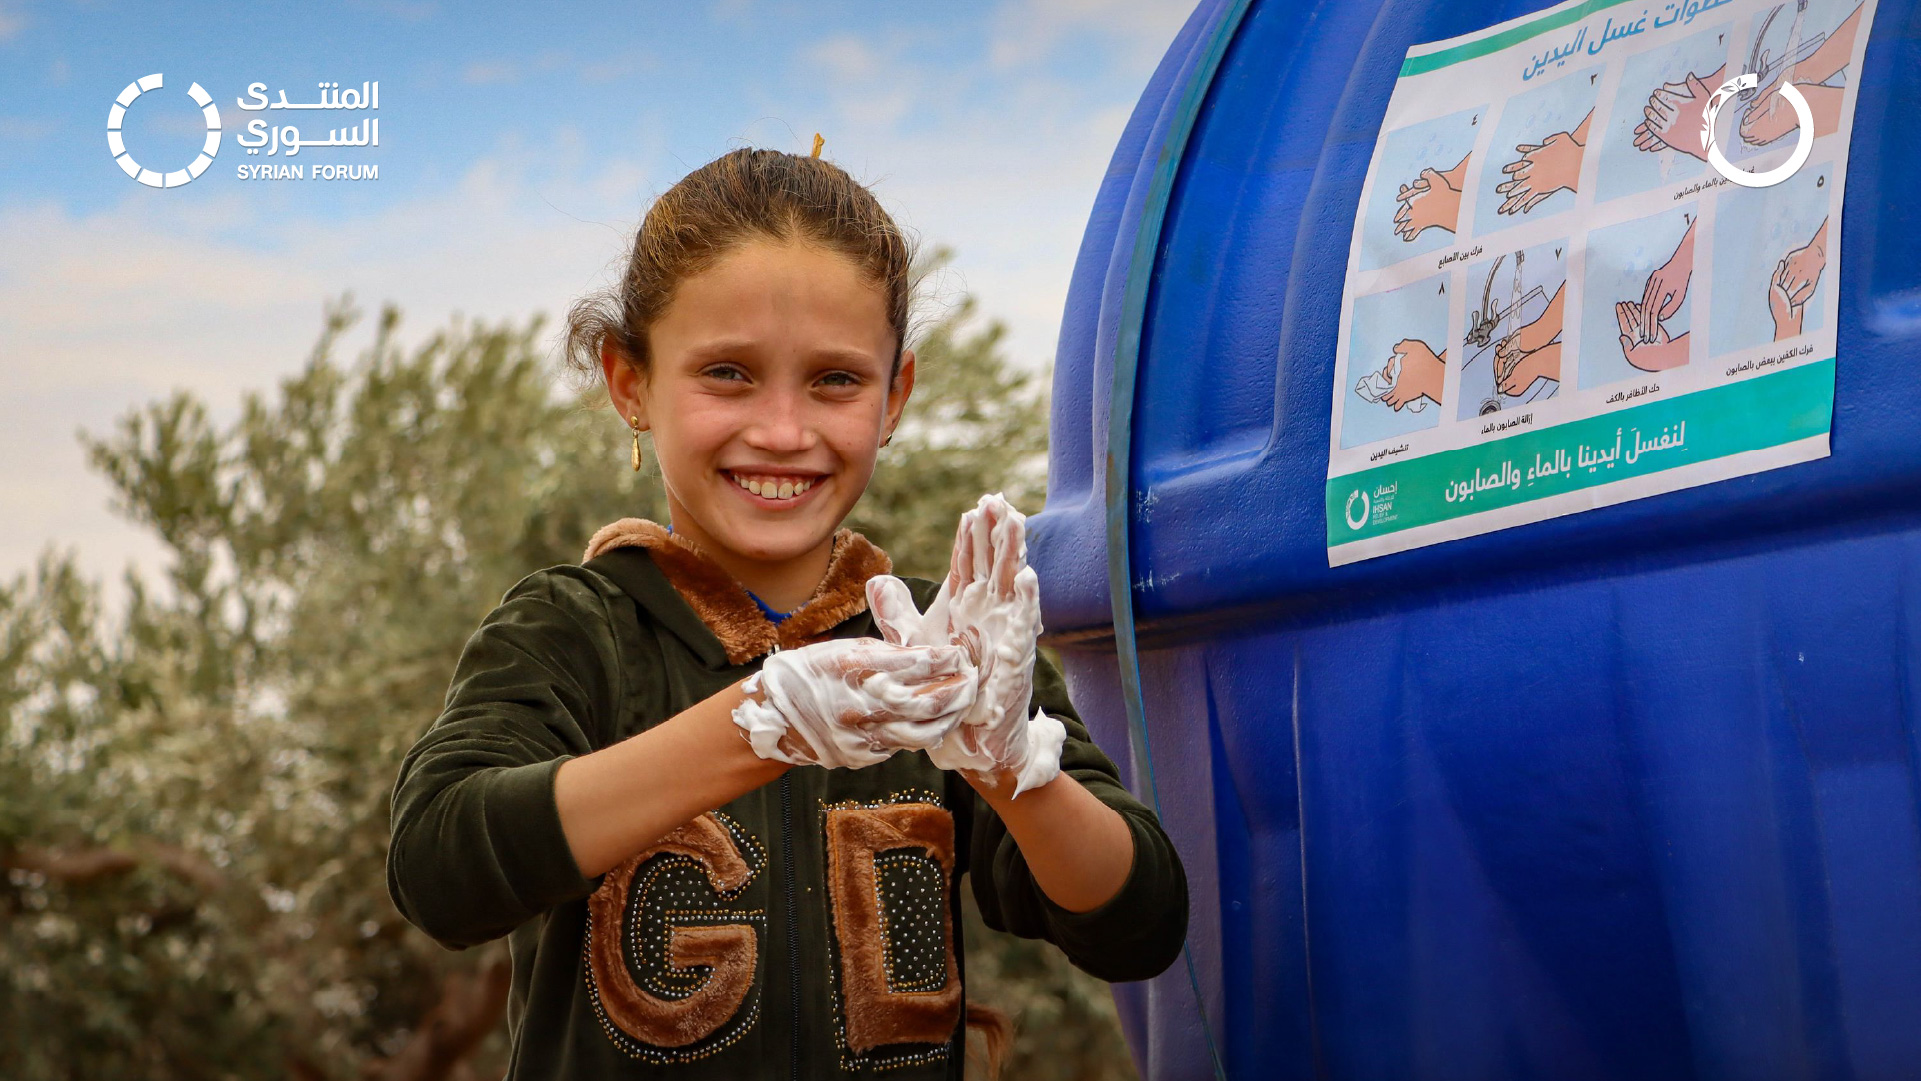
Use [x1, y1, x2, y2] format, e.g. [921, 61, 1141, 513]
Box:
[1701, 73, 1813, 188]
[107, 73, 221, 188]
[107, 75, 380, 187]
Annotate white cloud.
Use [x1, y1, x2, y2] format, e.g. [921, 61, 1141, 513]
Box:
[806, 35, 882, 82]
[0, 115, 55, 140]
[988, 0, 1193, 71]
[0, 5, 24, 43]
[462, 60, 519, 85]
[0, 141, 659, 609]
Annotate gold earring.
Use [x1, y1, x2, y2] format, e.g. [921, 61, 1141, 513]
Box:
[881, 433, 892, 448]
[630, 415, 643, 471]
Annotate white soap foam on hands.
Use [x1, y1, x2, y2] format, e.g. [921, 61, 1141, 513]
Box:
[732, 636, 975, 770]
[868, 492, 1066, 798]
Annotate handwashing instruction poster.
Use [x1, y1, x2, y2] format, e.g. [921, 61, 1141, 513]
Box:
[1324, 0, 1876, 566]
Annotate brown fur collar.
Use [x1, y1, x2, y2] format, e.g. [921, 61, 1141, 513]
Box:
[582, 518, 892, 665]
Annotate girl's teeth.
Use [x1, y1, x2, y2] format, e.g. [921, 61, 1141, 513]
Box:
[732, 474, 813, 500]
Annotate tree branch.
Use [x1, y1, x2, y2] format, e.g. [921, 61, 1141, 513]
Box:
[368, 953, 511, 1081]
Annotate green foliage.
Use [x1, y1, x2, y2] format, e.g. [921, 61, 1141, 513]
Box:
[0, 270, 1133, 1079]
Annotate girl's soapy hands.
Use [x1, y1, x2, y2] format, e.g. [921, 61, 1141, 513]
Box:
[732, 636, 977, 769]
[867, 493, 1067, 797]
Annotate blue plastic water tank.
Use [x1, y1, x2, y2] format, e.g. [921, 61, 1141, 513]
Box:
[1029, 1, 1921, 1078]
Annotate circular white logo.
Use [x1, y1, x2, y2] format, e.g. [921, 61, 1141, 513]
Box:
[1700, 73, 1813, 189]
[1344, 489, 1370, 531]
[107, 73, 221, 188]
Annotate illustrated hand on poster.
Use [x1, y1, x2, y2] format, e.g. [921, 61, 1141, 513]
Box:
[1769, 216, 1829, 340]
[1741, 3, 1862, 146]
[1382, 339, 1446, 410]
[1632, 66, 1724, 161]
[1769, 263, 1806, 339]
[1494, 281, 1566, 395]
[1778, 217, 1829, 300]
[1616, 300, 1690, 370]
[1498, 340, 1563, 396]
[1612, 216, 1696, 372]
[1742, 79, 1845, 144]
[1638, 218, 1696, 344]
[1394, 153, 1471, 240]
[1496, 111, 1592, 215]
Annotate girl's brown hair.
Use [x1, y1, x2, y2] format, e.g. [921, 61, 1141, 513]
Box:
[563, 147, 919, 385]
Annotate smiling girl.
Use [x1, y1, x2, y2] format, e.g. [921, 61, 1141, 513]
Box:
[386, 146, 1189, 1079]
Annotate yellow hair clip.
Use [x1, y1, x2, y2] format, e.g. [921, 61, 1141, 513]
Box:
[810, 132, 824, 158]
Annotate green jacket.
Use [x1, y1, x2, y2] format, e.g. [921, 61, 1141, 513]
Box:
[386, 522, 1189, 1079]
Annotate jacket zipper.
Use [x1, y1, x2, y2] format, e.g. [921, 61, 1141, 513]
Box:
[779, 769, 801, 1081]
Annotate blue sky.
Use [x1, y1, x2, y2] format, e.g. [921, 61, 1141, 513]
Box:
[0, 0, 1192, 602]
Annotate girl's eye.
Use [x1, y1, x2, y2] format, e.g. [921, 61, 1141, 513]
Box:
[817, 371, 860, 388]
[702, 364, 748, 382]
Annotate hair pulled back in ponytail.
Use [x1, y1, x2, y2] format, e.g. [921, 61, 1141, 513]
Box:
[563, 147, 919, 386]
